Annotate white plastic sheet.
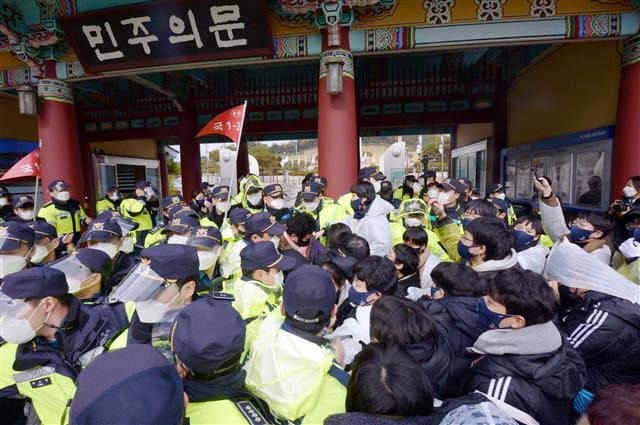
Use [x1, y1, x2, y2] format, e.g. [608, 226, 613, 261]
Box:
[543, 239, 640, 304]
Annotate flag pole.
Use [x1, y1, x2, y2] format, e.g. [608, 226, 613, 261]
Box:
[32, 139, 42, 221]
[221, 100, 248, 226]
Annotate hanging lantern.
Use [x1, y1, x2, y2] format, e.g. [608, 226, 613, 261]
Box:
[17, 86, 37, 115]
[325, 56, 344, 95]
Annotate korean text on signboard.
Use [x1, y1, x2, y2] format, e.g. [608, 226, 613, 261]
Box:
[61, 0, 273, 74]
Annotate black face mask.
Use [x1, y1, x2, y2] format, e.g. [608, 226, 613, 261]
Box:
[296, 237, 311, 247]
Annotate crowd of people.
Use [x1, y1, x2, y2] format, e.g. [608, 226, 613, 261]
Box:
[0, 169, 639, 425]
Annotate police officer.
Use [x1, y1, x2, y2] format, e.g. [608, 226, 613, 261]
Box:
[188, 226, 223, 291]
[233, 175, 264, 213]
[78, 218, 137, 292]
[38, 180, 91, 243]
[133, 180, 160, 224]
[379, 180, 399, 208]
[244, 265, 347, 423]
[170, 297, 273, 424]
[162, 215, 199, 245]
[0, 221, 35, 278]
[11, 195, 37, 223]
[393, 175, 421, 203]
[224, 240, 296, 321]
[121, 193, 153, 248]
[143, 194, 186, 248]
[69, 344, 184, 425]
[27, 221, 60, 265]
[219, 208, 251, 279]
[263, 183, 293, 222]
[298, 182, 347, 232]
[49, 247, 113, 304]
[0, 186, 13, 221]
[95, 186, 123, 214]
[200, 185, 231, 229]
[0, 267, 127, 425]
[109, 244, 200, 347]
[486, 183, 517, 225]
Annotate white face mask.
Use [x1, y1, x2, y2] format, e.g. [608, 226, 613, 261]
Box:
[135, 298, 176, 323]
[108, 193, 120, 202]
[404, 217, 422, 228]
[270, 235, 280, 250]
[0, 254, 28, 278]
[494, 193, 506, 200]
[427, 189, 439, 199]
[412, 183, 421, 193]
[66, 277, 84, 294]
[0, 197, 7, 207]
[91, 242, 119, 259]
[0, 301, 46, 344]
[55, 191, 70, 202]
[216, 202, 230, 213]
[272, 270, 284, 287]
[17, 210, 35, 221]
[197, 251, 218, 271]
[623, 186, 638, 198]
[303, 201, 320, 212]
[167, 235, 189, 245]
[144, 187, 155, 200]
[437, 192, 451, 205]
[120, 236, 134, 254]
[372, 181, 381, 194]
[270, 198, 285, 210]
[30, 245, 50, 264]
[247, 193, 262, 206]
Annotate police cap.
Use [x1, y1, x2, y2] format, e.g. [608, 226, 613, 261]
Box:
[26, 221, 57, 242]
[168, 204, 199, 220]
[134, 180, 151, 189]
[69, 344, 184, 425]
[171, 297, 245, 375]
[161, 215, 199, 235]
[12, 195, 34, 209]
[189, 226, 222, 249]
[211, 185, 230, 200]
[139, 244, 199, 279]
[162, 194, 184, 210]
[263, 184, 284, 197]
[240, 240, 295, 272]
[440, 179, 466, 194]
[229, 208, 250, 225]
[359, 167, 385, 181]
[2, 267, 68, 299]
[244, 212, 285, 237]
[283, 265, 335, 322]
[82, 219, 122, 243]
[487, 183, 508, 194]
[380, 181, 393, 192]
[95, 210, 122, 221]
[0, 221, 35, 250]
[48, 180, 68, 192]
[0, 186, 9, 197]
[301, 182, 322, 201]
[491, 198, 509, 213]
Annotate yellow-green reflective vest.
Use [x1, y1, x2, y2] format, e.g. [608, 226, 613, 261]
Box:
[0, 343, 76, 425]
[301, 201, 348, 231]
[187, 398, 269, 424]
[120, 198, 153, 233]
[144, 226, 166, 248]
[389, 222, 452, 262]
[95, 198, 117, 214]
[223, 278, 280, 321]
[337, 193, 353, 215]
[108, 302, 137, 349]
[37, 201, 87, 236]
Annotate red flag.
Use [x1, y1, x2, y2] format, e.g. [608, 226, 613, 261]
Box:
[196, 103, 247, 143]
[1, 148, 40, 180]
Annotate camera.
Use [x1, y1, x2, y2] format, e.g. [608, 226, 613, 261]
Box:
[613, 199, 631, 212]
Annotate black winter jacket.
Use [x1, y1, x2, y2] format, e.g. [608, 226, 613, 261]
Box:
[559, 290, 640, 391]
[405, 334, 456, 400]
[420, 296, 483, 398]
[466, 338, 586, 425]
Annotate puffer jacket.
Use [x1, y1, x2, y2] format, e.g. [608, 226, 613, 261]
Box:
[343, 196, 394, 256]
[465, 321, 586, 425]
[405, 335, 456, 400]
[559, 290, 640, 391]
[420, 296, 483, 398]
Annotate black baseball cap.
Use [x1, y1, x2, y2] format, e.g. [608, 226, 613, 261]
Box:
[48, 180, 68, 192]
[240, 241, 296, 272]
[171, 297, 245, 374]
[359, 167, 385, 181]
[0, 222, 35, 250]
[283, 265, 336, 322]
[2, 267, 68, 298]
[12, 195, 34, 209]
[244, 212, 285, 236]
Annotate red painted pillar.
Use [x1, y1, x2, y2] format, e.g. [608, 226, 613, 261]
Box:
[612, 35, 640, 198]
[157, 141, 170, 197]
[236, 139, 250, 179]
[318, 27, 358, 199]
[179, 102, 201, 198]
[37, 71, 84, 202]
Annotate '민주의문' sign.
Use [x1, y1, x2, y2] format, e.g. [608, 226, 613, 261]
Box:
[62, 0, 273, 74]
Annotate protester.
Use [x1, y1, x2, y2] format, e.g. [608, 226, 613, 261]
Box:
[577, 384, 640, 425]
[403, 226, 442, 290]
[388, 243, 421, 292]
[343, 181, 393, 256]
[329, 255, 400, 365]
[465, 268, 586, 425]
[324, 343, 434, 425]
[282, 212, 325, 266]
